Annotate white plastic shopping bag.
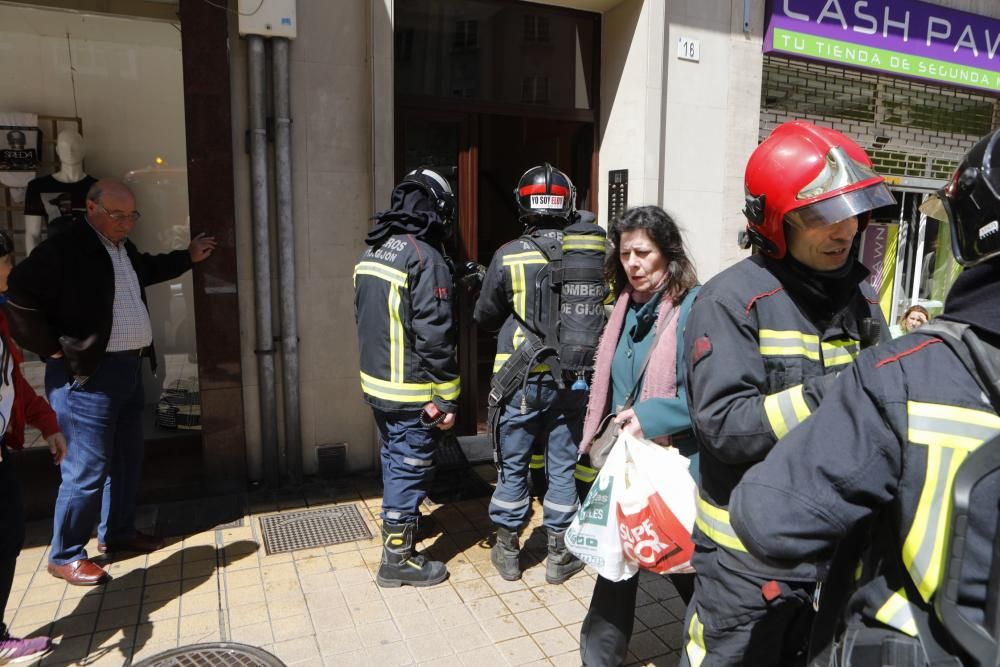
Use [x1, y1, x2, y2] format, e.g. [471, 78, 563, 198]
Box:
[565, 434, 639, 582]
[616, 433, 697, 574]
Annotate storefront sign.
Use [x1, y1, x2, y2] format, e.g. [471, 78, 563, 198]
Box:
[764, 0, 1000, 94]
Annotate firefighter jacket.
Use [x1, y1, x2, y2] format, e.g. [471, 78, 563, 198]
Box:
[730, 327, 1000, 646]
[474, 227, 564, 377]
[353, 234, 460, 413]
[682, 254, 887, 581]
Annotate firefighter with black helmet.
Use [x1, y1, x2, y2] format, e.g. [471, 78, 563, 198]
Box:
[475, 163, 604, 585]
[354, 167, 460, 588]
[678, 121, 893, 666]
[729, 130, 1000, 666]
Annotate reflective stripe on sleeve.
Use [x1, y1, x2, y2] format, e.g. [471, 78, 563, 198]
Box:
[685, 611, 707, 667]
[759, 329, 821, 361]
[575, 463, 598, 483]
[902, 401, 1000, 602]
[503, 251, 546, 321]
[875, 590, 918, 637]
[821, 339, 860, 368]
[388, 285, 404, 383]
[563, 235, 606, 252]
[402, 457, 434, 468]
[434, 377, 461, 401]
[694, 496, 749, 553]
[529, 454, 545, 470]
[763, 384, 811, 439]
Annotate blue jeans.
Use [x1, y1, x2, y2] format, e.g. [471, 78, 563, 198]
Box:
[489, 378, 585, 531]
[46, 353, 145, 565]
[373, 409, 440, 524]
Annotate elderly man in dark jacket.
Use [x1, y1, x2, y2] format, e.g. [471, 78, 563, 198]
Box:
[4, 179, 215, 586]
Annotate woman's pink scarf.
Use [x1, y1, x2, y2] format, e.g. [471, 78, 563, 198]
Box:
[579, 286, 679, 454]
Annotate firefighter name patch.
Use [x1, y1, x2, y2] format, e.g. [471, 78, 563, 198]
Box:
[530, 194, 564, 209]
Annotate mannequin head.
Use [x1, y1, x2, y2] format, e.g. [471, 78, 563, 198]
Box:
[56, 130, 86, 166]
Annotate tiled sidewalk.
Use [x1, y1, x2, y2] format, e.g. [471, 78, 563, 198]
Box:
[5, 475, 684, 666]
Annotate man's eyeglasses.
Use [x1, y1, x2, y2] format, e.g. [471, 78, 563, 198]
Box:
[97, 205, 141, 222]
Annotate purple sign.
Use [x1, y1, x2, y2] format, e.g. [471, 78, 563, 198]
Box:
[764, 0, 1000, 93]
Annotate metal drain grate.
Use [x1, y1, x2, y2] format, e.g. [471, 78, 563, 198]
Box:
[259, 504, 373, 555]
[132, 642, 286, 666]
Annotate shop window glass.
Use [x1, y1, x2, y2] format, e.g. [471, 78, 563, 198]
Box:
[0, 5, 200, 444]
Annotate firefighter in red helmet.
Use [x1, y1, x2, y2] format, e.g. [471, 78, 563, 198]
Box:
[677, 120, 894, 666]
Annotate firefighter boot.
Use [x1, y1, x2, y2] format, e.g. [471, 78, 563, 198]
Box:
[491, 526, 522, 581]
[545, 528, 584, 584]
[376, 521, 448, 588]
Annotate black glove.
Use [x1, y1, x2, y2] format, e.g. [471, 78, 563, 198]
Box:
[455, 261, 486, 293]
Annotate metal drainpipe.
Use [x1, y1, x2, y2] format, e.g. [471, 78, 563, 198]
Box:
[272, 37, 302, 484]
[248, 34, 280, 487]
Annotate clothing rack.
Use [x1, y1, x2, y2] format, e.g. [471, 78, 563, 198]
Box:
[0, 115, 84, 260]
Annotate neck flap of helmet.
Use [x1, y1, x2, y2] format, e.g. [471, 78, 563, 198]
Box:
[367, 182, 448, 247]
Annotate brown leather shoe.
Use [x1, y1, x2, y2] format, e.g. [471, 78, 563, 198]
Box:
[47, 559, 110, 586]
[98, 531, 165, 554]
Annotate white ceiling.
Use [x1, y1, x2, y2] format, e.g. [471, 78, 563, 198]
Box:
[0, 2, 180, 47]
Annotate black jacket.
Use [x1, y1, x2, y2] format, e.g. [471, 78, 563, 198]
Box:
[353, 233, 460, 413]
[683, 254, 887, 581]
[4, 220, 192, 377]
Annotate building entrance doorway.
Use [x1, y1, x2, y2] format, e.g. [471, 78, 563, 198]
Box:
[394, 0, 600, 434]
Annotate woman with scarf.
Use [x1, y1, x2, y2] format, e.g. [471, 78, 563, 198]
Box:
[578, 206, 700, 667]
[0, 229, 66, 663]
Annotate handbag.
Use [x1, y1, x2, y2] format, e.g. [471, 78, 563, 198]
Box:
[588, 303, 679, 468]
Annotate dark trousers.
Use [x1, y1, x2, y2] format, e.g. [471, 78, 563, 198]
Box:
[46, 353, 145, 565]
[373, 409, 440, 524]
[679, 549, 815, 666]
[580, 571, 695, 666]
[0, 447, 26, 634]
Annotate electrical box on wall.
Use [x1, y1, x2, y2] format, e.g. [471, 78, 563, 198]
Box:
[238, 0, 297, 39]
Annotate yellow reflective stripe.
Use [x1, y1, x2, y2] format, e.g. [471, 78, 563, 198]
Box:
[529, 454, 545, 470]
[902, 401, 1000, 602]
[875, 590, 918, 637]
[434, 377, 461, 401]
[563, 235, 605, 252]
[821, 339, 860, 368]
[507, 263, 528, 321]
[359, 372, 433, 403]
[854, 560, 864, 582]
[685, 611, 707, 667]
[492, 354, 551, 375]
[354, 261, 408, 287]
[388, 285, 404, 383]
[763, 384, 811, 439]
[695, 496, 749, 553]
[759, 329, 821, 361]
[502, 250, 547, 264]
[575, 463, 597, 483]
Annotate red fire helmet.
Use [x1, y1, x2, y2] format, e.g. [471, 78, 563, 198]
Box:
[743, 121, 894, 259]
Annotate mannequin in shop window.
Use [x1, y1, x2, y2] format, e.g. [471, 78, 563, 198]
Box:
[23, 130, 97, 253]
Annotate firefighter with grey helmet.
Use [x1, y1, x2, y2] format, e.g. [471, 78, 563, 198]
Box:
[729, 129, 1000, 667]
[678, 121, 892, 666]
[474, 163, 607, 584]
[353, 166, 460, 588]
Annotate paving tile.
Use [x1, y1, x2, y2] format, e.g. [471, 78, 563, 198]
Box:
[464, 642, 518, 666]
[516, 607, 560, 634]
[177, 610, 219, 637]
[501, 589, 544, 614]
[448, 563, 483, 583]
[484, 574, 527, 595]
[272, 612, 315, 642]
[482, 613, 526, 643]
[229, 620, 275, 645]
[143, 581, 182, 603]
[444, 621, 490, 652]
[348, 599, 391, 624]
[335, 565, 374, 587]
[226, 568, 263, 589]
[96, 604, 140, 631]
[628, 629, 671, 661]
[418, 584, 462, 609]
[17, 584, 64, 608]
[268, 595, 309, 621]
[226, 583, 266, 606]
[384, 591, 427, 617]
[454, 578, 495, 603]
[429, 603, 475, 629]
[467, 596, 509, 621]
[406, 632, 455, 662]
[12, 601, 60, 626]
[272, 636, 322, 665]
[50, 611, 97, 639]
[43, 635, 93, 665]
[496, 637, 545, 665]
[142, 598, 180, 622]
[563, 575, 596, 601]
[531, 584, 575, 606]
[228, 601, 270, 627]
[316, 626, 362, 656]
[309, 604, 354, 632]
[652, 619, 685, 651]
[136, 618, 179, 645]
[393, 611, 439, 639]
[547, 599, 588, 626]
[366, 640, 414, 667]
[533, 627, 578, 658]
[341, 581, 380, 605]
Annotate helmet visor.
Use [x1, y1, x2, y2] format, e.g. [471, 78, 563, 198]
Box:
[921, 181, 1000, 267]
[785, 182, 895, 229]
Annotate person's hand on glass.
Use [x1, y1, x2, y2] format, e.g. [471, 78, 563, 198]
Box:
[189, 233, 218, 263]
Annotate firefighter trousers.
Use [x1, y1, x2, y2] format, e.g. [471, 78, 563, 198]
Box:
[372, 409, 440, 524]
[679, 548, 815, 667]
[489, 378, 585, 531]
